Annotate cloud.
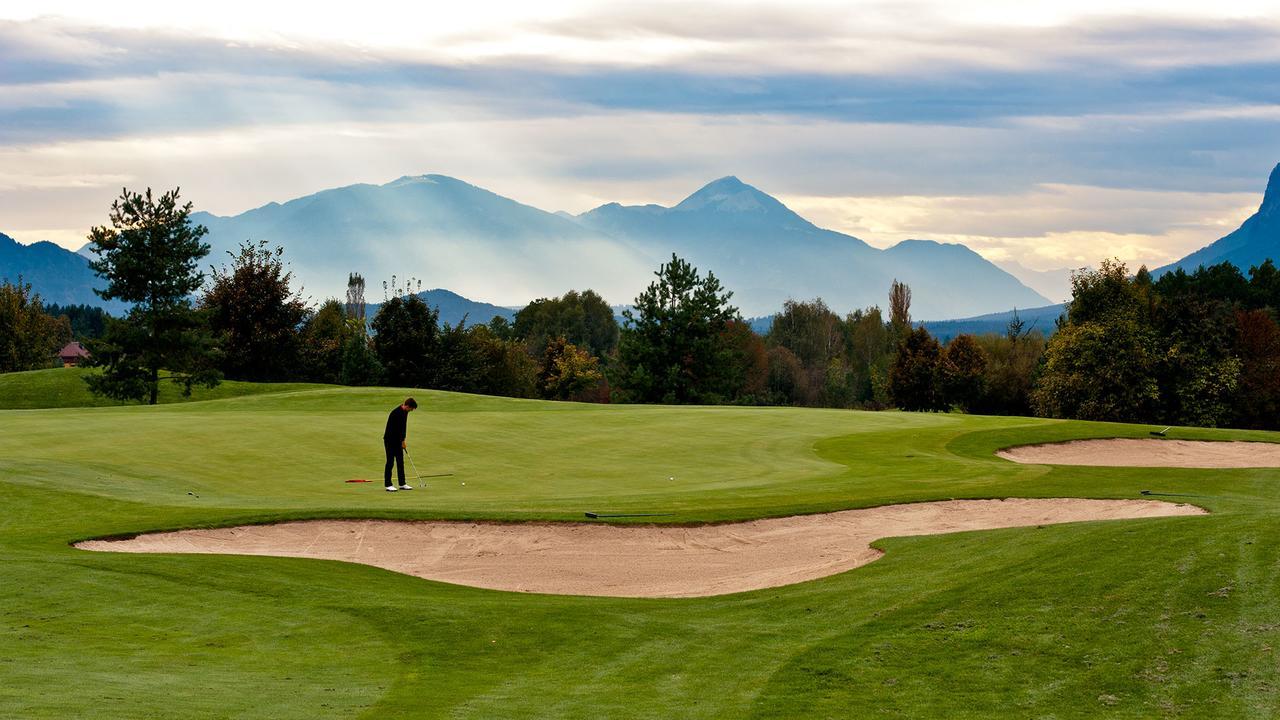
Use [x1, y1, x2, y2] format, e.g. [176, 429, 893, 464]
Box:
[780, 184, 1262, 270]
[2, 10, 1279, 284]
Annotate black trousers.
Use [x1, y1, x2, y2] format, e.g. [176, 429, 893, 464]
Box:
[384, 440, 405, 487]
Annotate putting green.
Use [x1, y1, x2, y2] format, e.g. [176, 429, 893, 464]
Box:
[3, 370, 1280, 718]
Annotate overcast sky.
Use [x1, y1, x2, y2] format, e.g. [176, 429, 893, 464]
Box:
[3, 1, 1279, 273]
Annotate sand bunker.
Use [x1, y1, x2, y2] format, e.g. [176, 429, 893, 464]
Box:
[77, 499, 1202, 598]
[998, 438, 1280, 468]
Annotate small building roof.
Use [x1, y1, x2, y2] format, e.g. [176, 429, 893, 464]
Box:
[58, 341, 91, 359]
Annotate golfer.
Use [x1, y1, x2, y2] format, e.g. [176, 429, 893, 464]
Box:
[383, 398, 418, 492]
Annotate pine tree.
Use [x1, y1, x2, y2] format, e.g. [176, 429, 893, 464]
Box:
[85, 187, 220, 404]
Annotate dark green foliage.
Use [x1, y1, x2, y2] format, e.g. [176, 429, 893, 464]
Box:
[87, 307, 222, 402]
[202, 240, 308, 382]
[614, 255, 740, 404]
[371, 293, 440, 387]
[0, 280, 71, 372]
[1064, 258, 1148, 325]
[1030, 258, 1280, 428]
[889, 327, 947, 411]
[83, 187, 221, 404]
[767, 299, 844, 406]
[721, 320, 769, 404]
[1032, 318, 1161, 422]
[467, 325, 537, 398]
[1233, 309, 1280, 429]
[338, 331, 383, 386]
[969, 331, 1046, 416]
[41, 303, 110, 340]
[514, 289, 619, 360]
[941, 334, 988, 412]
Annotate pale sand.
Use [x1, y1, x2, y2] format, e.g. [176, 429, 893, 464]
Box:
[997, 439, 1280, 468]
[76, 499, 1203, 598]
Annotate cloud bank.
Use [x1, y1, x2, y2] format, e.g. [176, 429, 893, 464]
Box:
[1, 5, 1278, 283]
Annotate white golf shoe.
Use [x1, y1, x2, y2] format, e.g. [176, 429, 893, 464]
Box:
[385, 486, 398, 492]
[399, 484, 414, 490]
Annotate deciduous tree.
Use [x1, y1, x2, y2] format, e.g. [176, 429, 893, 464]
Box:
[0, 280, 71, 372]
[202, 240, 308, 382]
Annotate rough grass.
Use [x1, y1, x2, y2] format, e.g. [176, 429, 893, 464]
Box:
[2, 382, 1278, 718]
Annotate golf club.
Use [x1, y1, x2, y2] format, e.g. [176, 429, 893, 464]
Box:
[584, 512, 674, 519]
[1150, 426, 1171, 437]
[404, 448, 423, 482]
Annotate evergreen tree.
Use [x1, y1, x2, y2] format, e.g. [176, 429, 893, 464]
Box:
[614, 254, 739, 403]
[84, 187, 220, 404]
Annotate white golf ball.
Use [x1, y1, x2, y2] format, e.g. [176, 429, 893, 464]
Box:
[668, 476, 674, 480]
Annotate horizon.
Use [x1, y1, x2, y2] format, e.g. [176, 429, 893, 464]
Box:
[4, 2, 1280, 289]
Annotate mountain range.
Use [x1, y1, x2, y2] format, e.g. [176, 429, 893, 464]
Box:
[179, 174, 1049, 318]
[0, 232, 125, 312]
[3, 164, 1278, 321]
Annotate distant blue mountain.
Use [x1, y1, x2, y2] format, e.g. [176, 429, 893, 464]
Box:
[574, 176, 1050, 318]
[49, 172, 1052, 321]
[921, 304, 1065, 342]
[1157, 163, 1280, 276]
[190, 174, 654, 309]
[0, 232, 125, 311]
[369, 288, 517, 328]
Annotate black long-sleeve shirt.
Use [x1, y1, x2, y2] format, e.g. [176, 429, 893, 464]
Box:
[383, 405, 408, 443]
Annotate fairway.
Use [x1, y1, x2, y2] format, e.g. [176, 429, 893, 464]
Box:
[3, 376, 1280, 717]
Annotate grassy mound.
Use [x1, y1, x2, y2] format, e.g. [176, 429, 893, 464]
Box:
[2, 385, 1278, 718]
[0, 367, 328, 409]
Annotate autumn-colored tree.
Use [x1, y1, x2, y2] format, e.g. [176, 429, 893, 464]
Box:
[0, 280, 71, 372]
[722, 319, 769, 402]
[538, 336, 603, 400]
[1232, 309, 1280, 428]
[765, 345, 807, 405]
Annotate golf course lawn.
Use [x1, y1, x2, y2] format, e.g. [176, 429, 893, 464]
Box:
[2, 369, 1279, 718]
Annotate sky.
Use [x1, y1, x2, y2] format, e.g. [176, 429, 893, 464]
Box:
[3, 1, 1280, 276]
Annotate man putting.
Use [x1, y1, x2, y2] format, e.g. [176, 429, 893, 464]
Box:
[383, 397, 418, 492]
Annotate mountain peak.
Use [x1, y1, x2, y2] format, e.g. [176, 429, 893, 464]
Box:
[675, 176, 781, 213]
[1264, 162, 1280, 210]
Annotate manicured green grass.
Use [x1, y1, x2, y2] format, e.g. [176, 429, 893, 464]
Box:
[0, 367, 328, 409]
[2, 382, 1278, 718]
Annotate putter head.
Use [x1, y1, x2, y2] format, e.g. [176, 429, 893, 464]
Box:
[584, 512, 599, 519]
[1140, 490, 1153, 495]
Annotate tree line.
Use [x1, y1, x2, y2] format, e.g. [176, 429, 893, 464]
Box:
[3, 186, 1278, 431]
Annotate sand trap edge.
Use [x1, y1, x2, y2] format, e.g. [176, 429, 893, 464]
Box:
[74, 498, 1207, 599]
[997, 438, 1280, 468]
